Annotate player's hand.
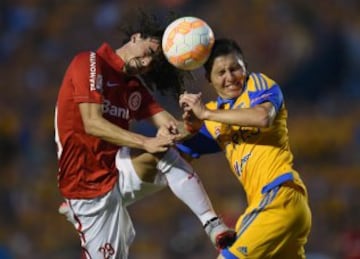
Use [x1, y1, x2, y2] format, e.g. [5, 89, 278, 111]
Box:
[156, 121, 180, 138]
[214, 229, 236, 250]
[182, 110, 203, 134]
[204, 217, 237, 251]
[142, 135, 175, 153]
[179, 92, 208, 120]
[179, 91, 191, 111]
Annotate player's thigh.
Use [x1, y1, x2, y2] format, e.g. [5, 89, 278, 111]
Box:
[274, 240, 307, 259]
[272, 189, 311, 259]
[230, 187, 311, 258]
[130, 148, 160, 182]
[68, 185, 135, 259]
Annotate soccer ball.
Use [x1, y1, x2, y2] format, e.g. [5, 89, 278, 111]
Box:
[162, 16, 215, 71]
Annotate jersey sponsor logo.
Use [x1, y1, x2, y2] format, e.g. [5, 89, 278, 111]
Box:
[89, 52, 97, 91]
[128, 91, 141, 111]
[250, 92, 272, 106]
[103, 99, 129, 119]
[106, 81, 119, 87]
[239, 127, 260, 142]
[234, 152, 251, 177]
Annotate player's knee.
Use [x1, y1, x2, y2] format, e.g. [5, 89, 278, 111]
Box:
[157, 147, 193, 174]
[130, 150, 159, 182]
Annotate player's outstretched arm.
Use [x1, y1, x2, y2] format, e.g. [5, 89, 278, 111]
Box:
[180, 92, 276, 128]
[150, 110, 200, 141]
[79, 102, 174, 153]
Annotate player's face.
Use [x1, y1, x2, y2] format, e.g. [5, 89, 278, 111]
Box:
[124, 34, 161, 75]
[208, 53, 246, 99]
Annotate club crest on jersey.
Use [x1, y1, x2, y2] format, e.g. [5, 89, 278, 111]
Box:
[128, 91, 141, 111]
[215, 126, 221, 137]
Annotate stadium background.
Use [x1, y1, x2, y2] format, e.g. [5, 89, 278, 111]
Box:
[0, 0, 359, 258]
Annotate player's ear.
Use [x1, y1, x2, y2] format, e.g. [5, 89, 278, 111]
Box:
[131, 33, 141, 42]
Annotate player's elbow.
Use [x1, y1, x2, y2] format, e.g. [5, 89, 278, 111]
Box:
[257, 114, 272, 128]
[255, 105, 276, 128]
[256, 109, 274, 128]
[82, 119, 100, 136]
[83, 122, 95, 135]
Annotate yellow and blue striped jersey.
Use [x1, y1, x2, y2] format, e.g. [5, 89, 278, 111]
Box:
[177, 72, 306, 204]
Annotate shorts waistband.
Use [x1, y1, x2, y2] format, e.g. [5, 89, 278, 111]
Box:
[261, 173, 294, 194]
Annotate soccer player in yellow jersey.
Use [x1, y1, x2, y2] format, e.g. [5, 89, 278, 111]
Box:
[177, 38, 312, 258]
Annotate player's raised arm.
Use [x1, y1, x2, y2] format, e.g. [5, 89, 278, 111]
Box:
[180, 92, 276, 128]
[79, 103, 174, 153]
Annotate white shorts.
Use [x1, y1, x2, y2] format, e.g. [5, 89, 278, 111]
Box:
[65, 180, 135, 259]
[63, 147, 167, 259]
[116, 147, 167, 206]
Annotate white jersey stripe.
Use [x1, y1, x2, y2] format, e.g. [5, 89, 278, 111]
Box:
[54, 106, 63, 159]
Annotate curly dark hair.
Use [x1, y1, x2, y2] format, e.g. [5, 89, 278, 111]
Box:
[204, 38, 248, 75]
[118, 9, 191, 98]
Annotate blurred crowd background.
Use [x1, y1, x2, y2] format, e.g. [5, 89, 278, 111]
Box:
[0, 0, 360, 258]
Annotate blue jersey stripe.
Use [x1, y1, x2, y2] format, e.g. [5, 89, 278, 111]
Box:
[221, 249, 238, 259]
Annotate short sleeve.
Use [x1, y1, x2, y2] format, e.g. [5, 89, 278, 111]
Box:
[176, 125, 221, 158]
[70, 51, 103, 104]
[248, 73, 284, 112]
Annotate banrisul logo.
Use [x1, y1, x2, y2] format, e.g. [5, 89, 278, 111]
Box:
[102, 99, 129, 119]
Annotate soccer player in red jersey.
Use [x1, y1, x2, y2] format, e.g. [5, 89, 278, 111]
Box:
[54, 11, 235, 259]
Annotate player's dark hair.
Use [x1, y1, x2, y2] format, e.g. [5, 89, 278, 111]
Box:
[204, 38, 248, 75]
[119, 9, 164, 44]
[119, 9, 189, 97]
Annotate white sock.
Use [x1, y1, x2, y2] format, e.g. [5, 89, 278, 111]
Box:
[157, 148, 218, 225]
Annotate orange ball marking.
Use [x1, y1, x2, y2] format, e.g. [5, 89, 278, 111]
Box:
[163, 30, 177, 52]
[176, 21, 192, 34]
[191, 20, 206, 29]
[192, 45, 208, 61]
